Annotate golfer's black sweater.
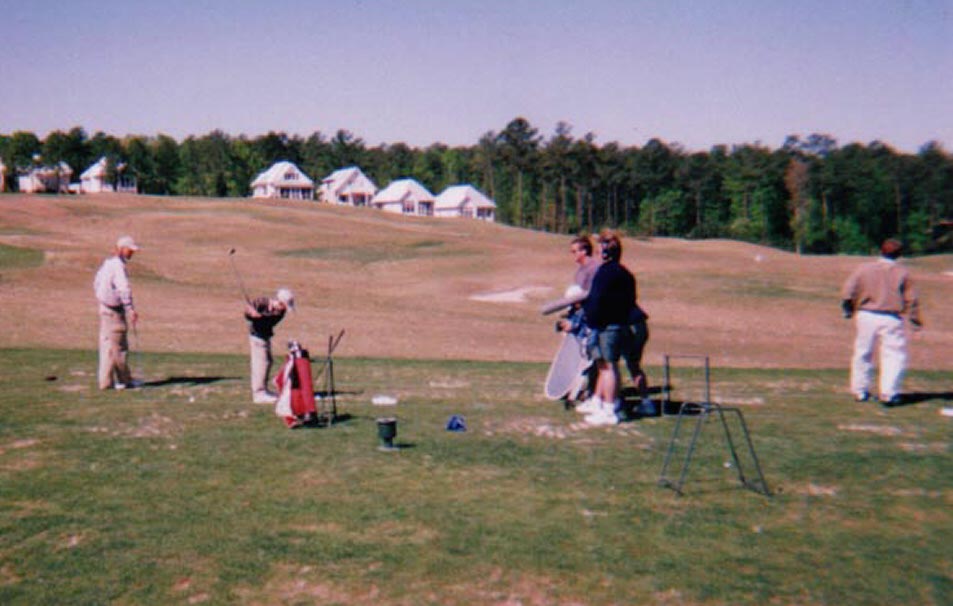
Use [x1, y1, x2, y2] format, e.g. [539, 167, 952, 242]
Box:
[246, 296, 286, 339]
[583, 260, 635, 329]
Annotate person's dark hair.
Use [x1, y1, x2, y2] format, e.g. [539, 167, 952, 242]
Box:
[571, 235, 593, 257]
[598, 230, 622, 262]
[881, 238, 903, 259]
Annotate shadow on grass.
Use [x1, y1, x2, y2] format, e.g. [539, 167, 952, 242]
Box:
[141, 376, 239, 387]
[293, 412, 356, 429]
[886, 391, 953, 408]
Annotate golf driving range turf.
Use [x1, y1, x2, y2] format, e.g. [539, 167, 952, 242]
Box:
[1, 348, 950, 605]
[1, 194, 951, 603]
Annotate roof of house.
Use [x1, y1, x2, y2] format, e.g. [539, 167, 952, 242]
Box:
[435, 184, 496, 210]
[27, 162, 72, 176]
[372, 178, 435, 204]
[81, 157, 108, 180]
[251, 161, 314, 187]
[321, 166, 378, 196]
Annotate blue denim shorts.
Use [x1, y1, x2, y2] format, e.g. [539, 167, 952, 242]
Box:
[587, 325, 631, 362]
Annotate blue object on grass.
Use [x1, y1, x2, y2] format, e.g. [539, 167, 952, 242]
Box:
[446, 415, 467, 432]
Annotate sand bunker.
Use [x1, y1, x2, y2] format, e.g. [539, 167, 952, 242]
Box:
[470, 286, 551, 303]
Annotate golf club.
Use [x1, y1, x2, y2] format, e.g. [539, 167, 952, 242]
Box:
[130, 324, 142, 384]
[227, 247, 251, 304]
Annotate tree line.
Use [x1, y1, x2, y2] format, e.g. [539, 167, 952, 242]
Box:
[2, 118, 951, 255]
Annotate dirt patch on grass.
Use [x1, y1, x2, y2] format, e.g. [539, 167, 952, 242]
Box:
[238, 564, 380, 606]
[0, 438, 39, 454]
[897, 441, 947, 453]
[57, 532, 87, 550]
[92, 413, 182, 439]
[0, 563, 21, 586]
[430, 568, 579, 606]
[58, 384, 89, 393]
[0, 438, 43, 471]
[837, 423, 903, 437]
[794, 483, 840, 497]
[484, 415, 653, 443]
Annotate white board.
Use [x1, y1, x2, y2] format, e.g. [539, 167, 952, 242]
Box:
[544, 332, 591, 400]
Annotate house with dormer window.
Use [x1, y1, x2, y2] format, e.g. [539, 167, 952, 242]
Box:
[318, 166, 378, 207]
[434, 184, 496, 221]
[80, 157, 137, 194]
[371, 178, 435, 216]
[17, 162, 73, 194]
[250, 161, 314, 200]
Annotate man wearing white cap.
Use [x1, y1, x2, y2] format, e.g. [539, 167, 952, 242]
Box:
[93, 236, 141, 390]
[245, 288, 295, 404]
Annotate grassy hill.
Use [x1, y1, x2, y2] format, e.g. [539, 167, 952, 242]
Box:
[0, 193, 950, 370]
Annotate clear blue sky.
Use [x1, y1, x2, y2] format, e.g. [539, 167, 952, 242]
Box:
[1, 0, 950, 152]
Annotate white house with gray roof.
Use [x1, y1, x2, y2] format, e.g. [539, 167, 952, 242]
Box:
[250, 161, 314, 200]
[318, 166, 378, 206]
[371, 178, 435, 216]
[434, 184, 496, 221]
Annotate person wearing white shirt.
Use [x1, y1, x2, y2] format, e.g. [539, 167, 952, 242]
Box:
[93, 236, 140, 390]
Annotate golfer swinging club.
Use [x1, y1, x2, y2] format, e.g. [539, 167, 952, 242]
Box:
[245, 288, 296, 404]
[93, 235, 142, 390]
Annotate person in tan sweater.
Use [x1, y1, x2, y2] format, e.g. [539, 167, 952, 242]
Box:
[841, 239, 922, 405]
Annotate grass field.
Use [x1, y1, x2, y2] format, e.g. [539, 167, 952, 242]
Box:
[1, 193, 951, 604]
[2, 348, 951, 605]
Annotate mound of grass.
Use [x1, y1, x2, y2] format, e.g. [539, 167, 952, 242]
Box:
[1, 348, 950, 604]
[0, 244, 44, 271]
[281, 239, 472, 265]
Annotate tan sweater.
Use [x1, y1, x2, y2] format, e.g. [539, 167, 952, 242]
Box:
[841, 258, 921, 323]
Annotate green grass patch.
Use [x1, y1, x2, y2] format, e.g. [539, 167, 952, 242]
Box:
[1, 349, 950, 604]
[0, 243, 44, 271]
[281, 239, 472, 265]
[709, 275, 834, 300]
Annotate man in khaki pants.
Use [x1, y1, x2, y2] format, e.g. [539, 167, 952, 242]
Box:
[93, 236, 141, 390]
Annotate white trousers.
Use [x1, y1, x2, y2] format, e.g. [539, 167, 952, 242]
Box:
[249, 335, 273, 396]
[850, 311, 907, 399]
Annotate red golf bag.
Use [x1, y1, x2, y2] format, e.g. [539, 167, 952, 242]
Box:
[273, 340, 317, 428]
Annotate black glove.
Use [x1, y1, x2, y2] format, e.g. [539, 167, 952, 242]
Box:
[841, 299, 854, 319]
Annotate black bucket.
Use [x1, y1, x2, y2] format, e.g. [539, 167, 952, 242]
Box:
[377, 417, 398, 451]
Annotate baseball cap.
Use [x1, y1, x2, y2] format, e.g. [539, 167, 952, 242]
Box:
[116, 235, 140, 251]
[881, 239, 903, 258]
[276, 288, 296, 311]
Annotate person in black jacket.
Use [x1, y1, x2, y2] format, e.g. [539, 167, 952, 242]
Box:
[581, 231, 654, 424]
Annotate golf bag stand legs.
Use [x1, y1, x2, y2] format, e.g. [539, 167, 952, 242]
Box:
[314, 330, 345, 426]
[657, 354, 770, 497]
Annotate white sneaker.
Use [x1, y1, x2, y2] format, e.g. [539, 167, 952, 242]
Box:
[585, 409, 619, 426]
[575, 396, 602, 414]
[253, 391, 278, 405]
[584, 403, 619, 426]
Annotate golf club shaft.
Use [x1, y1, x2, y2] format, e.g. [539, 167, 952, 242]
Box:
[130, 324, 141, 379]
[228, 251, 251, 304]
